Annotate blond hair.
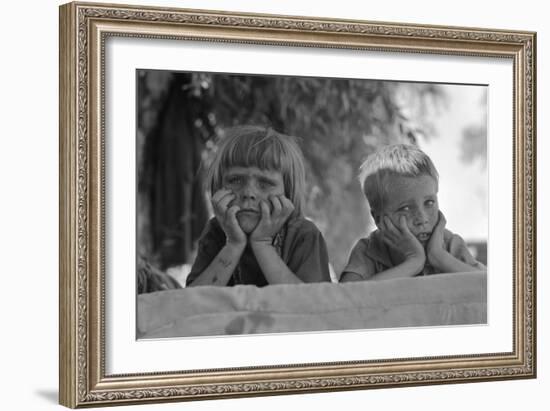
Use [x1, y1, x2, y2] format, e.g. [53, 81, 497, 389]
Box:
[359, 144, 439, 214]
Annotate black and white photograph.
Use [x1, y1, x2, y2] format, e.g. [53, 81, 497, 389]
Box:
[54, 1, 537, 408]
[135, 70, 488, 339]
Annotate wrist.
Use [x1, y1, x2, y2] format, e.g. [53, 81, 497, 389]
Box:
[427, 249, 451, 270]
[250, 238, 273, 245]
[250, 238, 274, 250]
[225, 240, 246, 253]
[249, 232, 273, 245]
[404, 254, 426, 272]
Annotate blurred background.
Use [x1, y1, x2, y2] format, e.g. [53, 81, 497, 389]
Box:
[136, 70, 487, 287]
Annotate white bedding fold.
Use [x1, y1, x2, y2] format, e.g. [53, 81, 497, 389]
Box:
[137, 271, 487, 338]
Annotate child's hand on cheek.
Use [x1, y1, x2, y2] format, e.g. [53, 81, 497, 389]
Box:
[381, 215, 425, 266]
[212, 189, 246, 247]
[250, 195, 294, 245]
[427, 211, 449, 266]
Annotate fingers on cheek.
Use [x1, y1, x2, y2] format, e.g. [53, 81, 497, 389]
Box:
[269, 197, 280, 214]
[382, 236, 395, 247]
[382, 230, 394, 242]
[216, 193, 234, 210]
[283, 198, 294, 214]
[260, 201, 270, 217]
[228, 205, 239, 217]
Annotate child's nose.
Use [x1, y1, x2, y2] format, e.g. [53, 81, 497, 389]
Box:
[241, 181, 257, 200]
[413, 209, 429, 225]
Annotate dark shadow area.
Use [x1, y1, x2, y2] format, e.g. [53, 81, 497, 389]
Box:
[35, 389, 58, 404]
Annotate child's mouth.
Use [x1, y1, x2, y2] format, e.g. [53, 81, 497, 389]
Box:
[237, 209, 259, 216]
[416, 232, 431, 241]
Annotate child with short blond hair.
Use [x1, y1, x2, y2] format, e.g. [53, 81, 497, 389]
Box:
[187, 126, 331, 287]
[340, 144, 485, 282]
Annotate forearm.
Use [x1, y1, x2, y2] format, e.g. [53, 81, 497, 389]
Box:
[187, 243, 245, 286]
[370, 257, 424, 281]
[251, 242, 303, 285]
[429, 251, 483, 273]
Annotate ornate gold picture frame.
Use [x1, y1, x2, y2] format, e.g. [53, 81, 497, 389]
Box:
[59, 1, 536, 407]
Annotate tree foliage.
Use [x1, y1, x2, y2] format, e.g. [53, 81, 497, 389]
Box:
[137, 71, 443, 275]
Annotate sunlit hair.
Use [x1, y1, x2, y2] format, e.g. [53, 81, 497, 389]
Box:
[359, 144, 439, 215]
[206, 125, 306, 217]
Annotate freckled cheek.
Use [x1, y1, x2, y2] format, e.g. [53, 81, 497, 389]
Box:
[258, 186, 284, 202]
[389, 214, 412, 230]
[427, 207, 439, 227]
[404, 216, 416, 232]
[258, 191, 273, 202]
[226, 186, 272, 205]
[224, 188, 246, 207]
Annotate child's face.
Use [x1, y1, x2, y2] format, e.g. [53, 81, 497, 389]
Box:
[374, 174, 439, 245]
[223, 166, 285, 233]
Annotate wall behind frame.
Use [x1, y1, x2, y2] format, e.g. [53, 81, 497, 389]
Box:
[0, 0, 546, 410]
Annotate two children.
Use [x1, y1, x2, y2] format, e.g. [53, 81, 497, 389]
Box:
[187, 127, 484, 287]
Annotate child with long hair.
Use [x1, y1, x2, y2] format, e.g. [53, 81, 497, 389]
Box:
[187, 126, 331, 287]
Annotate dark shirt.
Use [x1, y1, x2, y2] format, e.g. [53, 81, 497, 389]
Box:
[186, 217, 331, 286]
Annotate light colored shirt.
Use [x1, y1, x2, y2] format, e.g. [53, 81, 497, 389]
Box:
[343, 229, 485, 280]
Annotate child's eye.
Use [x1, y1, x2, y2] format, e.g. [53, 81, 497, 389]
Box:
[425, 200, 436, 207]
[227, 176, 243, 185]
[398, 205, 411, 212]
[259, 180, 275, 189]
